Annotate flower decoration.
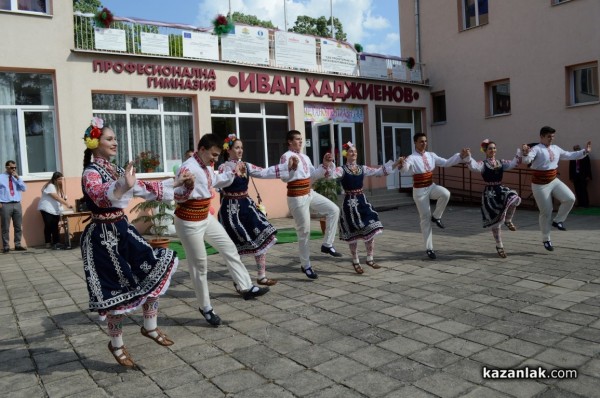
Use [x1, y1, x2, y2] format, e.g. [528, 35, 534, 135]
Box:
[405, 56, 415, 70]
[212, 14, 234, 36]
[354, 43, 363, 53]
[342, 141, 354, 157]
[94, 7, 114, 28]
[222, 134, 237, 150]
[83, 117, 104, 149]
[480, 139, 490, 153]
[135, 150, 161, 171]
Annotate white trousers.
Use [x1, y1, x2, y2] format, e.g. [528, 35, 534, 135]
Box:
[531, 179, 575, 242]
[174, 215, 252, 309]
[412, 183, 450, 251]
[287, 190, 340, 266]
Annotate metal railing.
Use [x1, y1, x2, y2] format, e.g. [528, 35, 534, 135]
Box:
[73, 13, 427, 84]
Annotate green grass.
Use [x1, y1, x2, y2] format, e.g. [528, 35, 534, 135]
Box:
[571, 207, 600, 216]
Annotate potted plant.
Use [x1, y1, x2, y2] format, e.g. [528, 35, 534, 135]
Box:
[135, 150, 161, 173]
[312, 177, 341, 233]
[131, 199, 174, 248]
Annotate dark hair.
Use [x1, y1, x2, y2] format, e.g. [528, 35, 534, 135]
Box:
[5, 160, 16, 167]
[222, 138, 242, 162]
[197, 134, 221, 150]
[82, 126, 112, 168]
[481, 140, 496, 151]
[413, 132, 427, 143]
[286, 130, 301, 145]
[540, 126, 556, 136]
[43, 171, 65, 198]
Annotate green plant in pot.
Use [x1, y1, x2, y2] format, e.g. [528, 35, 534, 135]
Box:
[131, 199, 175, 248]
[312, 177, 341, 232]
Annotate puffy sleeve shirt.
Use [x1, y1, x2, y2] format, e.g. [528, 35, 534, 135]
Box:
[279, 150, 333, 182]
[401, 151, 463, 174]
[522, 145, 588, 170]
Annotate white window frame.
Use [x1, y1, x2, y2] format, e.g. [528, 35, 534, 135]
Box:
[568, 63, 599, 106]
[486, 80, 511, 117]
[0, 0, 51, 14]
[461, 0, 488, 30]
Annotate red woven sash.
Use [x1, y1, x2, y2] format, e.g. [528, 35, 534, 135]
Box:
[413, 172, 433, 188]
[287, 178, 311, 197]
[175, 198, 211, 221]
[532, 169, 557, 185]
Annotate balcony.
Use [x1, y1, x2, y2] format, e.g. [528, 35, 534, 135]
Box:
[73, 12, 427, 85]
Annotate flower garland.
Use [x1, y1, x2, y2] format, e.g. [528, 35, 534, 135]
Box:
[354, 43, 363, 53]
[94, 7, 114, 28]
[83, 117, 104, 150]
[406, 56, 415, 70]
[212, 14, 234, 36]
[222, 133, 237, 150]
[342, 141, 354, 157]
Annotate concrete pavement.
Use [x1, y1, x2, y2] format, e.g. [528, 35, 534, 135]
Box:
[1, 204, 599, 397]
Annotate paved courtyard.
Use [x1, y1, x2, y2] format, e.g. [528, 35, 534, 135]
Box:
[1, 204, 599, 397]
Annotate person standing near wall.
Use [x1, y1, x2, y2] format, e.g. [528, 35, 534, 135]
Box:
[0, 160, 27, 253]
[569, 144, 592, 208]
[522, 126, 592, 251]
[38, 171, 73, 249]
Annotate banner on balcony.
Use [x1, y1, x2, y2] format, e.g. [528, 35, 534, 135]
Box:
[94, 28, 126, 52]
[182, 31, 219, 61]
[221, 25, 269, 66]
[320, 40, 358, 76]
[304, 103, 364, 123]
[359, 55, 388, 79]
[141, 32, 170, 56]
[274, 31, 317, 71]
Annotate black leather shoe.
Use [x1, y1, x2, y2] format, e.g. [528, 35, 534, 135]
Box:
[426, 249, 437, 259]
[242, 285, 270, 300]
[543, 241, 554, 251]
[2, 248, 8, 254]
[321, 245, 342, 257]
[14, 246, 27, 251]
[199, 308, 221, 327]
[301, 265, 318, 279]
[552, 221, 566, 231]
[431, 217, 445, 229]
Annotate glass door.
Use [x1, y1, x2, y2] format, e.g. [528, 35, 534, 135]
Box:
[311, 122, 355, 166]
[381, 123, 413, 188]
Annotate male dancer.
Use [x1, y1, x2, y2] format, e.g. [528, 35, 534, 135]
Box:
[522, 126, 592, 251]
[174, 134, 269, 327]
[399, 133, 468, 259]
[280, 130, 341, 279]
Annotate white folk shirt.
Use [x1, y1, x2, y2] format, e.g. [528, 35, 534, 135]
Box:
[218, 160, 291, 180]
[400, 151, 463, 175]
[174, 154, 235, 202]
[522, 145, 588, 170]
[279, 150, 333, 182]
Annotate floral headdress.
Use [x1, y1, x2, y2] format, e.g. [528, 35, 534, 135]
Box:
[342, 141, 354, 157]
[480, 138, 490, 153]
[222, 134, 237, 150]
[83, 117, 104, 150]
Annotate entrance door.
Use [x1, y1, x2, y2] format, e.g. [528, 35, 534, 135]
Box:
[311, 122, 356, 167]
[381, 124, 413, 188]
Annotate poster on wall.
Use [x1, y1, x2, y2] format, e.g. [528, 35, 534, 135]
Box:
[140, 31, 170, 56]
[320, 40, 358, 75]
[221, 25, 270, 66]
[391, 62, 407, 80]
[274, 31, 317, 71]
[304, 103, 364, 123]
[182, 31, 219, 60]
[94, 27, 126, 51]
[358, 55, 389, 79]
[409, 67, 422, 82]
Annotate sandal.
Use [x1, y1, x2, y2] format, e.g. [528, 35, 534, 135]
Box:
[140, 326, 174, 346]
[108, 341, 136, 368]
[504, 221, 516, 231]
[496, 246, 507, 258]
[352, 261, 364, 274]
[366, 260, 381, 269]
[257, 277, 278, 286]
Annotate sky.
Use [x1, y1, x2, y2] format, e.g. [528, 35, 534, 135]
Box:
[99, 0, 401, 56]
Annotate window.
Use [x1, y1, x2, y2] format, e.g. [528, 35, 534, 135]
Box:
[210, 100, 289, 167]
[431, 91, 447, 123]
[0, 72, 57, 176]
[460, 0, 488, 30]
[568, 63, 599, 105]
[92, 94, 194, 173]
[552, 0, 571, 5]
[485, 80, 510, 116]
[0, 0, 49, 13]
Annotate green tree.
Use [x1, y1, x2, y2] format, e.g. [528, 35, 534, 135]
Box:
[290, 15, 346, 41]
[73, 0, 102, 13]
[230, 12, 276, 29]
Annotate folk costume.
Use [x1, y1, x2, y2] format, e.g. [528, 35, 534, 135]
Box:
[218, 159, 290, 285]
[332, 159, 396, 273]
[468, 150, 522, 257]
[523, 142, 589, 250]
[401, 150, 463, 258]
[279, 149, 339, 279]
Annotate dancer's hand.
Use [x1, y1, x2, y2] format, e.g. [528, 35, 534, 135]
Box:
[175, 171, 195, 188]
[393, 157, 403, 169]
[236, 161, 247, 177]
[397, 157, 406, 169]
[585, 141, 592, 153]
[323, 152, 334, 168]
[460, 148, 470, 159]
[124, 162, 136, 190]
[521, 144, 530, 156]
[288, 156, 299, 171]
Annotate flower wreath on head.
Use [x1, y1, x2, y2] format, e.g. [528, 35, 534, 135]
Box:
[222, 134, 237, 150]
[342, 141, 354, 157]
[480, 138, 490, 153]
[84, 117, 104, 150]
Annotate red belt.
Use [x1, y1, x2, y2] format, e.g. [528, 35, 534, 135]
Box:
[175, 198, 211, 221]
[532, 169, 557, 185]
[413, 172, 433, 188]
[287, 178, 311, 197]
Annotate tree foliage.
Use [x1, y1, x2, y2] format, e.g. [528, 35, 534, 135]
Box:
[289, 15, 346, 41]
[73, 0, 103, 13]
[230, 12, 276, 29]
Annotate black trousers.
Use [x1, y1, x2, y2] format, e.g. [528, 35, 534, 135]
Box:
[573, 177, 590, 207]
[40, 211, 61, 245]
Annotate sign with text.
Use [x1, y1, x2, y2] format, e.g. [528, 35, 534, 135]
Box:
[221, 26, 269, 66]
[94, 28, 126, 52]
[182, 31, 219, 61]
[274, 31, 317, 71]
[304, 103, 364, 123]
[359, 55, 388, 79]
[140, 32, 170, 56]
[320, 40, 358, 76]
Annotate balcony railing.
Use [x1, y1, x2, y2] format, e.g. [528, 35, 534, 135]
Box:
[73, 13, 426, 84]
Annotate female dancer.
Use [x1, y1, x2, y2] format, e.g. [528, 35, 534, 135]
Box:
[37, 171, 73, 249]
[218, 134, 297, 285]
[467, 140, 522, 258]
[81, 117, 193, 368]
[333, 142, 401, 274]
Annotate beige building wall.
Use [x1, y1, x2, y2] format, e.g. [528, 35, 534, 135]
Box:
[399, 0, 599, 204]
[1, 1, 426, 247]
